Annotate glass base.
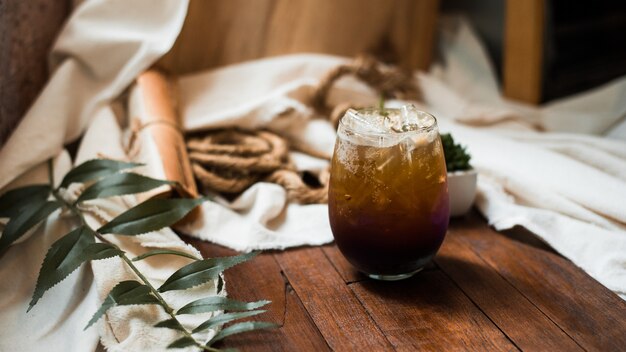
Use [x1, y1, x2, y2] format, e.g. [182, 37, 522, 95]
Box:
[366, 267, 423, 281]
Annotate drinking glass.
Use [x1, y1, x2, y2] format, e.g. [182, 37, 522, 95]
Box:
[328, 105, 449, 280]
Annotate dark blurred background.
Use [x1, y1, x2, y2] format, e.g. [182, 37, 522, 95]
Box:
[443, 0, 626, 102]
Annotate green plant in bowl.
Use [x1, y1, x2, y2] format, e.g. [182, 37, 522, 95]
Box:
[441, 133, 477, 216]
[441, 133, 472, 172]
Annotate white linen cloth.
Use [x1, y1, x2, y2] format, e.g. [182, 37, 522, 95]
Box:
[172, 19, 626, 299]
[0, 1, 222, 351]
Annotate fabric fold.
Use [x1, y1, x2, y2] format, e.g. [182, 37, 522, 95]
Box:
[0, 1, 196, 351]
[0, 0, 189, 191]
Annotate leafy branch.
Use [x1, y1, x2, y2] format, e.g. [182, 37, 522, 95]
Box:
[0, 159, 276, 351]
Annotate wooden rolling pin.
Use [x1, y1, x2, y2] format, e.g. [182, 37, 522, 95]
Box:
[128, 70, 200, 226]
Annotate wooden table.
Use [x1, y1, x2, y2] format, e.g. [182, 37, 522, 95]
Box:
[186, 211, 626, 351]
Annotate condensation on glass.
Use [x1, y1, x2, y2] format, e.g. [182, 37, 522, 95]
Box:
[328, 105, 450, 280]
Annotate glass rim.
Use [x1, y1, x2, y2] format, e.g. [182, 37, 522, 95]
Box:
[338, 107, 439, 137]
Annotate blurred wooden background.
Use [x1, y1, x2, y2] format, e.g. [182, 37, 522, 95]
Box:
[156, 0, 440, 74]
[4, 0, 623, 147]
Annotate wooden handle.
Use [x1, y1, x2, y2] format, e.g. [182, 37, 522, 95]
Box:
[132, 70, 201, 226]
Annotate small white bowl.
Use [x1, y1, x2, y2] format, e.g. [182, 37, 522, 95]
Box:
[447, 169, 477, 217]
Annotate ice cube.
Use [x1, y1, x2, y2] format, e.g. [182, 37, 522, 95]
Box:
[400, 104, 421, 130]
[343, 108, 387, 134]
[338, 106, 437, 148]
[383, 104, 436, 133]
[379, 104, 415, 132]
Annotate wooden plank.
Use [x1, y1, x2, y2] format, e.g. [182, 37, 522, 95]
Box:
[322, 244, 437, 284]
[436, 224, 583, 351]
[274, 247, 394, 351]
[157, 0, 438, 74]
[451, 213, 626, 351]
[186, 238, 330, 351]
[390, 0, 440, 71]
[503, 0, 545, 104]
[320, 245, 367, 284]
[351, 271, 518, 351]
[263, 0, 394, 59]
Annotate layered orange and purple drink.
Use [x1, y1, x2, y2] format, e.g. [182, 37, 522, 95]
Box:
[329, 105, 449, 280]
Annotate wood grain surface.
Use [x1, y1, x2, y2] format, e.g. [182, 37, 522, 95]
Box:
[503, 0, 545, 104]
[185, 210, 626, 351]
[351, 272, 516, 351]
[454, 216, 626, 351]
[197, 245, 329, 351]
[437, 223, 583, 351]
[157, 0, 439, 75]
[274, 247, 393, 351]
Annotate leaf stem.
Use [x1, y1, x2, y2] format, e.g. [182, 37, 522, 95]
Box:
[48, 167, 218, 351]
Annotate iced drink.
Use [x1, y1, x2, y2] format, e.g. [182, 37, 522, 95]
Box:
[328, 105, 449, 280]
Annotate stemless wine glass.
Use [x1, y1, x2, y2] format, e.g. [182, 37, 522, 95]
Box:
[328, 105, 450, 280]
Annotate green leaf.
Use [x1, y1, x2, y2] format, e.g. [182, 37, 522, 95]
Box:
[167, 336, 196, 349]
[28, 226, 122, 310]
[192, 310, 266, 333]
[208, 322, 277, 344]
[159, 252, 259, 293]
[0, 200, 61, 252]
[98, 198, 205, 236]
[154, 318, 185, 331]
[177, 297, 270, 315]
[82, 243, 124, 260]
[0, 184, 50, 218]
[60, 159, 142, 188]
[76, 173, 174, 203]
[132, 249, 201, 262]
[85, 280, 160, 329]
